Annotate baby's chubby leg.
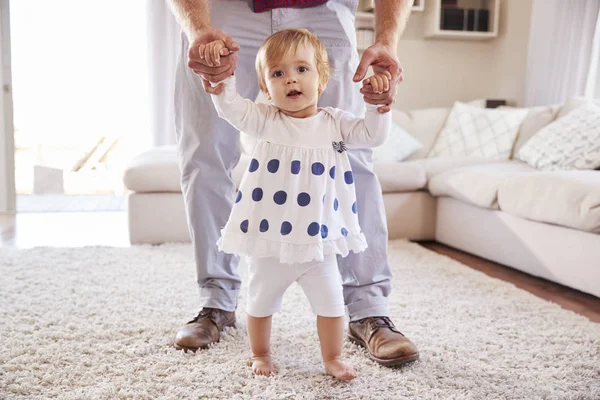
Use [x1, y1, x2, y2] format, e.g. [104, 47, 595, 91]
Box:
[317, 316, 357, 381]
[297, 254, 356, 380]
[247, 314, 277, 376]
[245, 256, 296, 376]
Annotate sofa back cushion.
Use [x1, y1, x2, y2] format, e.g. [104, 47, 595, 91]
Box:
[516, 102, 600, 171]
[556, 96, 600, 119]
[393, 107, 450, 160]
[509, 105, 561, 157]
[372, 121, 423, 162]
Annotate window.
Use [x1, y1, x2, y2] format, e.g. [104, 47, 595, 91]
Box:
[11, 0, 150, 195]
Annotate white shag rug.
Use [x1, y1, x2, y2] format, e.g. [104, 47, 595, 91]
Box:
[1, 241, 599, 400]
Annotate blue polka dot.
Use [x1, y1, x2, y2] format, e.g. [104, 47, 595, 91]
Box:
[322, 195, 326, 204]
[273, 191, 287, 205]
[333, 198, 339, 211]
[311, 162, 325, 175]
[321, 224, 328, 239]
[240, 219, 249, 233]
[281, 221, 292, 235]
[307, 222, 320, 236]
[297, 192, 311, 207]
[341, 228, 348, 237]
[329, 166, 335, 179]
[291, 160, 301, 174]
[344, 171, 354, 184]
[352, 202, 357, 214]
[260, 219, 269, 232]
[252, 188, 263, 201]
[235, 191, 242, 203]
[249, 159, 259, 172]
[267, 159, 280, 173]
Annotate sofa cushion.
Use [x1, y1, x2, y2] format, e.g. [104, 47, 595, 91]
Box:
[372, 122, 423, 162]
[556, 96, 600, 119]
[413, 156, 492, 179]
[428, 102, 528, 160]
[507, 105, 561, 157]
[516, 102, 600, 171]
[123, 145, 181, 193]
[428, 161, 535, 209]
[393, 107, 450, 160]
[373, 162, 427, 193]
[124, 147, 250, 193]
[123, 146, 426, 195]
[498, 171, 600, 233]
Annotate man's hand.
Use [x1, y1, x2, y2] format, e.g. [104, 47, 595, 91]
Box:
[353, 42, 403, 113]
[188, 27, 240, 94]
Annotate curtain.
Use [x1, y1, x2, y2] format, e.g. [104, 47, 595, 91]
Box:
[524, 0, 600, 106]
[146, 0, 181, 147]
[584, 8, 600, 98]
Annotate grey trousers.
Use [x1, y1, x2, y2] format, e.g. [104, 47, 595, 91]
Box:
[174, 0, 392, 321]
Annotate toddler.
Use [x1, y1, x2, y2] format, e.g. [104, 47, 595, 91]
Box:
[202, 28, 391, 381]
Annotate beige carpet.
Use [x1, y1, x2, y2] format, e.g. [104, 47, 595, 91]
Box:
[1, 240, 598, 399]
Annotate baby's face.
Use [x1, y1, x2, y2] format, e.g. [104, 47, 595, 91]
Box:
[263, 44, 322, 118]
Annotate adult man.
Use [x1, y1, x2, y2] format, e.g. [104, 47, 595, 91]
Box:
[166, 0, 419, 366]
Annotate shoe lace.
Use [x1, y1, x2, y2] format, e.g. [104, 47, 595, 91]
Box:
[189, 308, 219, 323]
[363, 316, 403, 335]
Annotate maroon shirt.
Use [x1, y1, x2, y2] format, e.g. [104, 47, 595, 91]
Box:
[251, 0, 329, 13]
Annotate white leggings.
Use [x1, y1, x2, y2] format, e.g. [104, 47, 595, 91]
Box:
[246, 254, 345, 318]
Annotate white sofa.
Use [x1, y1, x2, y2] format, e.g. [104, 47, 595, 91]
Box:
[123, 98, 600, 298]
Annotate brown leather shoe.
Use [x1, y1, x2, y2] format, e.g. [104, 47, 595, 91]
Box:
[348, 316, 419, 367]
[174, 308, 236, 351]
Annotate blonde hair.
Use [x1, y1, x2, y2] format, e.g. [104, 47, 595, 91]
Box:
[255, 28, 331, 94]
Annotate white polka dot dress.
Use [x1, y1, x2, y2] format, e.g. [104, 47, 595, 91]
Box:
[211, 77, 390, 264]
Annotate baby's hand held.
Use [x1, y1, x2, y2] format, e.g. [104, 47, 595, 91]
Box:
[366, 71, 392, 95]
[199, 40, 227, 67]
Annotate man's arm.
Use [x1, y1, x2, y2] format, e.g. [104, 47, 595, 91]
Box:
[373, 0, 412, 49]
[353, 0, 412, 113]
[166, 0, 210, 41]
[165, 0, 240, 94]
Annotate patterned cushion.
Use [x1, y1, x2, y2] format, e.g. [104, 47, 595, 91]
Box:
[428, 102, 528, 160]
[516, 102, 600, 171]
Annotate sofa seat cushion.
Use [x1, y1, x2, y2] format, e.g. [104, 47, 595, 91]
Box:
[125, 145, 431, 195]
[415, 156, 493, 179]
[374, 162, 427, 193]
[498, 171, 600, 233]
[123, 145, 181, 193]
[124, 147, 251, 193]
[428, 161, 535, 209]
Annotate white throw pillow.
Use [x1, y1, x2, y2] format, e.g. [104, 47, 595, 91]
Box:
[516, 102, 600, 171]
[428, 102, 528, 160]
[372, 122, 423, 162]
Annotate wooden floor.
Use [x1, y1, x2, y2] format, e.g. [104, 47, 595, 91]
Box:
[1, 212, 599, 323]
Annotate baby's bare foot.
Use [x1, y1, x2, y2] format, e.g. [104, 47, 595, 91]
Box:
[324, 358, 357, 381]
[251, 355, 277, 376]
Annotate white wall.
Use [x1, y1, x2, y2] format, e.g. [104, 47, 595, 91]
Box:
[394, 0, 533, 110]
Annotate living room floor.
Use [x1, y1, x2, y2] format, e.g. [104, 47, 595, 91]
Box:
[1, 212, 599, 323]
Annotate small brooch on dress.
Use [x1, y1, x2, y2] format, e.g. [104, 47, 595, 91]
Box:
[332, 141, 347, 153]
